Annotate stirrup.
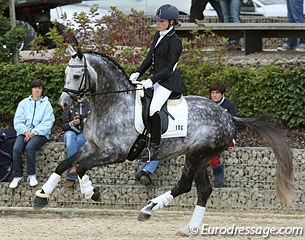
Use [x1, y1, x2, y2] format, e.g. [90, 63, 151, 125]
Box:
[140, 144, 159, 161]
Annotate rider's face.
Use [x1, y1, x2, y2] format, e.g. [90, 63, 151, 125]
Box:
[211, 90, 224, 103]
[156, 20, 170, 31]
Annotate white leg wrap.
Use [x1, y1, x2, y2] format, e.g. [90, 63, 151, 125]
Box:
[78, 175, 94, 199]
[41, 173, 61, 195]
[140, 191, 173, 215]
[150, 191, 173, 211]
[188, 205, 206, 232]
[177, 205, 206, 236]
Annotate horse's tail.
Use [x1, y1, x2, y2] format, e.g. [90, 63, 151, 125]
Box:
[233, 115, 295, 202]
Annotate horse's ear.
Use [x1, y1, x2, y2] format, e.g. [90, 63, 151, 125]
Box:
[76, 48, 83, 60]
[67, 44, 77, 58]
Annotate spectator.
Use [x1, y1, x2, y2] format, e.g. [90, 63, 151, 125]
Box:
[190, 0, 224, 23]
[9, 79, 55, 188]
[219, 0, 241, 49]
[209, 82, 237, 188]
[134, 160, 160, 186]
[61, 96, 90, 188]
[277, 0, 305, 51]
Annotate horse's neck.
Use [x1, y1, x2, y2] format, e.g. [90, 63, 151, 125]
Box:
[93, 86, 135, 121]
[90, 54, 136, 125]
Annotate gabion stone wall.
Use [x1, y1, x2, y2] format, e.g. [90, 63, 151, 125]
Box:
[0, 143, 304, 213]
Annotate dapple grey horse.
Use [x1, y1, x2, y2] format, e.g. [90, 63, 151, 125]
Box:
[34, 46, 294, 236]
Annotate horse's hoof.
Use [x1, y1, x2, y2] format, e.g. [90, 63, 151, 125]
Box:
[176, 230, 190, 237]
[33, 196, 48, 209]
[176, 226, 190, 237]
[91, 187, 101, 202]
[137, 211, 151, 221]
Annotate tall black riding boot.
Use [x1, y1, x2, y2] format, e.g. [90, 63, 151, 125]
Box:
[141, 112, 161, 161]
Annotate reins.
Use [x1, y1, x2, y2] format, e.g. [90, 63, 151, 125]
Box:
[64, 54, 142, 99]
[90, 88, 142, 96]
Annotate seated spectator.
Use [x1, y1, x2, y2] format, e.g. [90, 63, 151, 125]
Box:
[61, 95, 90, 188]
[9, 79, 55, 188]
[209, 82, 237, 188]
[134, 160, 160, 186]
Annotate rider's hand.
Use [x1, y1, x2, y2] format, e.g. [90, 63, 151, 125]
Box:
[142, 79, 153, 89]
[129, 72, 140, 83]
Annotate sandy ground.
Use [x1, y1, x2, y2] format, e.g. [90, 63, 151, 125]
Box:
[0, 207, 304, 240]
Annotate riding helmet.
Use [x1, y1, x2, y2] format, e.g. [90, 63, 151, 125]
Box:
[154, 4, 179, 22]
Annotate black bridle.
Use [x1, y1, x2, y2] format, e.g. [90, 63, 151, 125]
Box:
[62, 54, 92, 101]
[63, 54, 141, 99]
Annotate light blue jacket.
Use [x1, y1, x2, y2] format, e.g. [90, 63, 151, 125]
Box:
[13, 95, 55, 139]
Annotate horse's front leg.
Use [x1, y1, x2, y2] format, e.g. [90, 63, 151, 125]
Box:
[137, 156, 198, 221]
[177, 163, 212, 237]
[75, 157, 108, 202]
[76, 151, 125, 202]
[33, 154, 76, 208]
[33, 145, 95, 208]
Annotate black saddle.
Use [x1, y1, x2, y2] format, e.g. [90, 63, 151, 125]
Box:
[141, 88, 179, 134]
[126, 88, 180, 161]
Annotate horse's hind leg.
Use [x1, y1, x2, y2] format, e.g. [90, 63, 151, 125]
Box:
[177, 163, 212, 236]
[138, 157, 198, 221]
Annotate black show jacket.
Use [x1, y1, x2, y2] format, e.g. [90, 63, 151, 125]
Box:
[137, 29, 187, 94]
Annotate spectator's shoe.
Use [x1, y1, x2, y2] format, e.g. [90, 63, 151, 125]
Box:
[134, 170, 142, 181]
[28, 175, 38, 187]
[295, 46, 305, 52]
[69, 166, 78, 176]
[65, 179, 75, 188]
[213, 163, 224, 188]
[277, 43, 293, 51]
[134, 170, 153, 186]
[9, 177, 23, 189]
[140, 172, 153, 186]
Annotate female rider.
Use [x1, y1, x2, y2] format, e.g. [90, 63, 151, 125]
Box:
[129, 4, 187, 160]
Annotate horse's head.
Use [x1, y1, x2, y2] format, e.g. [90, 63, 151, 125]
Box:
[59, 45, 97, 108]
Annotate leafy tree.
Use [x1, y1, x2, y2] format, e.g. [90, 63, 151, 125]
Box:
[0, 0, 25, 63]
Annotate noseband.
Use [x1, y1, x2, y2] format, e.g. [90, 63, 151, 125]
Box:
[63, 55, 91, 101]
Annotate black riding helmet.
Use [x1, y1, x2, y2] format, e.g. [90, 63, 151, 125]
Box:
[154, 4, 179, 22]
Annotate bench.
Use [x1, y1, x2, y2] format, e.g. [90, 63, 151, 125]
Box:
[176, 23, 305, 55]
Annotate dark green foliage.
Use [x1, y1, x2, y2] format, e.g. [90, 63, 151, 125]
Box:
[0, 10, 26, 62]
[1, 7, 304, 128]
[1, 63, 305, 128]
[0, 0, 8, 12]
[202, 65, 305, 128]
[0, 63, 66, 124]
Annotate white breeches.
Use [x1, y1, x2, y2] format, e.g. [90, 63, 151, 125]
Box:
[150, 83, 172, 116]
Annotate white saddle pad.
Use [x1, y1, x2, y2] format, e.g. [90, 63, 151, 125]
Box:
[135, 88, 188, 138]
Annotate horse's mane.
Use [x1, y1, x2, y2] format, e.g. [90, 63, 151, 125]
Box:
[85, 51, 129, 79]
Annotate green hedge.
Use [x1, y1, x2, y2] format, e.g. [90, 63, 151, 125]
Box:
[0, 63, 65, 124]
[1, 63, 305, 128]
[205, 65, 305, 128]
